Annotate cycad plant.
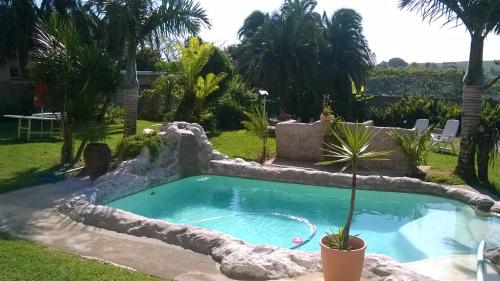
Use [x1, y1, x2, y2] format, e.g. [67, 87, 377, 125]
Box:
[389, 127, 434, 178]
[319, 123, 390, 249]
[241, 105, 269, 163]
[176, 37, 226, 122]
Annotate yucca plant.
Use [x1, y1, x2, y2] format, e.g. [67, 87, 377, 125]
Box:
[389, 127, 434, 178]
[242, 105, 268, 163]
[318, 122, 390, 250]
[323, 226, 357, 250]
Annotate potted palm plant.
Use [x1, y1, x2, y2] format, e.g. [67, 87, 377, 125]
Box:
[320, 95, 334, 121]
[318, 122, 390, 281]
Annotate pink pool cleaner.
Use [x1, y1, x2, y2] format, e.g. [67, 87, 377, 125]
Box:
[292, 237, 304, 245]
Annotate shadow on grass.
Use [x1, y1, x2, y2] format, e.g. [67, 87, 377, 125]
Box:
[0, 138, 61, 145]
[0, 166, 60, 195]
[105, 128, 123, 136]
[0, 232, 15, 240]
[459, 176, 499, 198]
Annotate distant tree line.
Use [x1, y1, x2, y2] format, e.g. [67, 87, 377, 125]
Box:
[367, 66, 464, 97]
[367, 58, 500, 99]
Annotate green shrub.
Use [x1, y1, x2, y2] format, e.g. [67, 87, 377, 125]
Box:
[138, 74, 184, 121]
[115, 134, 163, 162]
[197, 110, 218, 135]
[214, 76, 258, 129]
[216, 99, 246, 130]
[105, 105, 123, 125]
[389, 127, 434, 178]
[242, 105, 269, 162]
[368, 96, 462, 128]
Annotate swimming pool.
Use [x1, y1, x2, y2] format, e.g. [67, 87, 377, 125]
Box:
[107, 175, 500, 262]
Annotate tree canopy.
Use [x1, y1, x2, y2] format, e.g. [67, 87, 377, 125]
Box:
[230, 0, 373, 121]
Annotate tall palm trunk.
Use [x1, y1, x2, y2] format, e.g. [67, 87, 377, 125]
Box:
[123, 38, 139, 137]
[456, 34, 484, 179]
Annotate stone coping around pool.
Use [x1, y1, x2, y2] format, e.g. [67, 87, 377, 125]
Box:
[58, 122, 496, 280]
[60, 192, 433, 281]
[208, 158, 498, 215]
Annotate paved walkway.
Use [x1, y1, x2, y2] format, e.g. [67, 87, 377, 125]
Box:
[0, 179, 498, 281]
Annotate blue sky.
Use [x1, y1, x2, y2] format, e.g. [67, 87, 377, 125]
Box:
[198, 0, 500, 63]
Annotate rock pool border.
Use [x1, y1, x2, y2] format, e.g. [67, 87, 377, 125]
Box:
[208, 158, 497, 214]
[59, 122, 497, 280]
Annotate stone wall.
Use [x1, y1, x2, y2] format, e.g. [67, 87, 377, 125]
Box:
[345, 122, 414, 172]
[275, 120, 414, 172]
[275, 120, 325, 161]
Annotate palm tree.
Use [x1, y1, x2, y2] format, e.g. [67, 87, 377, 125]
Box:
[321, 9, 373, 120]
[232, 2, 373, 121]
[399, 0, 500, 179]
[237, 10, 267, 40]
[232, 0, 323, 119]
[89, 0, 210, 136]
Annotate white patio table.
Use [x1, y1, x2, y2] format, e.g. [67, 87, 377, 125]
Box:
[3, 113, 60, 140]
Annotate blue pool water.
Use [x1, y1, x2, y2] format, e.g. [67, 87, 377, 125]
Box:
[107, 175, 500, 262]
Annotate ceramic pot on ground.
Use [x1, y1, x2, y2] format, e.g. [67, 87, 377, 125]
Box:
[83, 143, 111, 180]
[320, 235, 367, 281]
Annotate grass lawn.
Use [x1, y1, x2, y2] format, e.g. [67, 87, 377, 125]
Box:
[210, 130, 276, 161]
[0, 233, 163, 281]
[425, 139, 500, 192]
[0, 119, 159, 193]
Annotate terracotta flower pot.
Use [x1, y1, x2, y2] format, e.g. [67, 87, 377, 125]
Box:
[83, 143, 111, 180]
[320, 235, 367, 281]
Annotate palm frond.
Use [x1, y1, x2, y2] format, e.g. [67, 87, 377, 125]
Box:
[242, 106, 268, 139]
[142, 0, 210, 40]
[319, 122, 391, 171]
[389, 126, 434, 176]
[399, 0, 500, 36]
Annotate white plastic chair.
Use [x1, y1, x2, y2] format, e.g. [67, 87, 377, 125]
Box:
[431, 119, 460, 154]
[414, 119, 429, 134]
